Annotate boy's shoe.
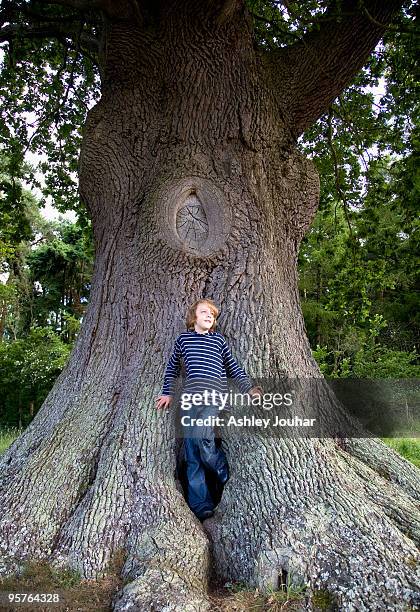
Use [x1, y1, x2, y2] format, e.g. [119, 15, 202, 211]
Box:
[198, 510, 214, 521]
[216, 468, 229, 486]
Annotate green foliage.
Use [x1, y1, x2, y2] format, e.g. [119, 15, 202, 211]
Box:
[220, 577, 307, 610]
[22, 219, 93, 339]
[381, 438, 420, 468]
[247, 0, 362, 49]
[311, 588, 338, 610]
[0, 327, 71, 427]
[0, 559, 81, 593]
[0, 425, 23, 455]
[0, 0, 417, 211]
[310, 326, 419, 379]
[0, 158, 92, 428]
[0, 4, 100, 215]
[295, 1, 419, 381]
[353, 346, 420, 379]
[299, 149, 419, 377]
[0, 162, 93, 342]
[0, 556, 124, 612]
[0, 153, 35, 263]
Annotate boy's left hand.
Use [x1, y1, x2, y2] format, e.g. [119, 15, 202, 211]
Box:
[249, 386, 263, 396]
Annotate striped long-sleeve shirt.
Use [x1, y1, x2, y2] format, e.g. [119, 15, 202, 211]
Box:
[161, 330, 254, 399]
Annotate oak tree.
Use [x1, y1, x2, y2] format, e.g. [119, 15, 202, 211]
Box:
[0, 1, 419, 609]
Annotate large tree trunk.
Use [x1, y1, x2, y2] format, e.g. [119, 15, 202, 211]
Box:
[1, 2, 419, 610]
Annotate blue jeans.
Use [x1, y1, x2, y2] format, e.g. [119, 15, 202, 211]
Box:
[182, 405, 229, 519]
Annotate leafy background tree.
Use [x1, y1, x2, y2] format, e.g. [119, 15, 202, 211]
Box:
[296, 1, 419, 378]
[0, 153, 93, 426]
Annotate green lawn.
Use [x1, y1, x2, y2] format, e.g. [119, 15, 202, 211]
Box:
[381, 437, 420, 468]
[0, 426, 23, 455]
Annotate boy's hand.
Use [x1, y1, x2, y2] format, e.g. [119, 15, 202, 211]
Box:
[156, 395, 173, 410]
[249, 386, 263, 396]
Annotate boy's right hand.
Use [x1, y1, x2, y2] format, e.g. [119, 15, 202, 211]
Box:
[156, 395, 173, 410]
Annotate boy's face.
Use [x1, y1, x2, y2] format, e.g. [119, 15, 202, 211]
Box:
[194, 303, 216, 332]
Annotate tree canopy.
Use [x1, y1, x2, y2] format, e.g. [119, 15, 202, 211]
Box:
[0, 0, 417, 211]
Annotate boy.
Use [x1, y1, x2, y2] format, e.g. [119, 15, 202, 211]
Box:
[156, 298, 262, 521]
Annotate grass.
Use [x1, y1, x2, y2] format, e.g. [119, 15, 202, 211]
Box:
[381, 438, 420, 468]
[0, 561, 309, 612]
[0, 426, 23, 455]
[0, 551, 126, 612]
[209, 576, 309, 611]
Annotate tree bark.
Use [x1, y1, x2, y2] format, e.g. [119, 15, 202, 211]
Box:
[1, 2, 418, 611]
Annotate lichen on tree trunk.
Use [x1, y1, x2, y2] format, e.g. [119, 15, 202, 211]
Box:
[1, 1, 419, 610]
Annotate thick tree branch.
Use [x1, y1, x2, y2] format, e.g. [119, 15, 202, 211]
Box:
[214, 0, 243, 25]
[266, 0, 404, 139]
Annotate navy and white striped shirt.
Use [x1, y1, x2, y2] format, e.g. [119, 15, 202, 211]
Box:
[161, 330, 253, 398]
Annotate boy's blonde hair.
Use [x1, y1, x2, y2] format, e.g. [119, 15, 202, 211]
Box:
[186, 299, 219, 332]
